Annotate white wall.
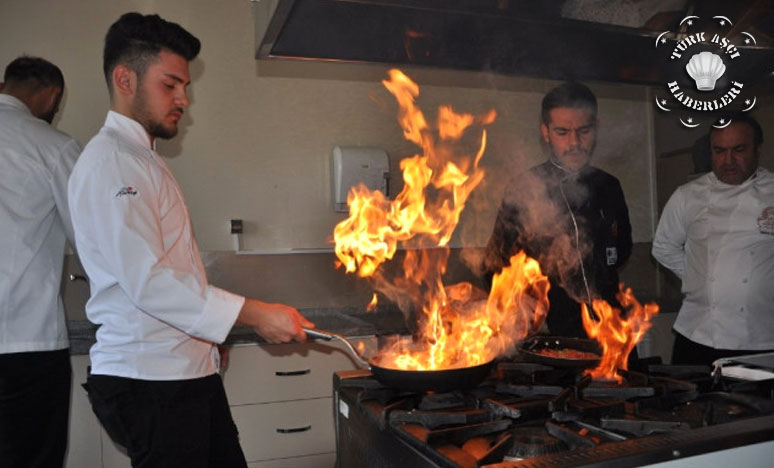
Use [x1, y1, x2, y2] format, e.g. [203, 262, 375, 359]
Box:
[1, 0, 657, 253]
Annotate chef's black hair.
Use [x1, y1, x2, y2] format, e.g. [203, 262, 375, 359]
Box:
[3, 56, 64, 90]
[103, 12, 200, 93]
[709, 113, 764, 149]
[541, 82, 597, 125]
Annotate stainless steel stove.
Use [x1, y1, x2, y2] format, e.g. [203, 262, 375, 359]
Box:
[333, 359, 774, 467]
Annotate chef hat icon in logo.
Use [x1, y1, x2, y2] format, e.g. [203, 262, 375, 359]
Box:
[685, 51, 726, 91]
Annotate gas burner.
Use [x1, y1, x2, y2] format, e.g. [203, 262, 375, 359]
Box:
[505, 426, 567, 459]
[676, 392, 774, 426]
[389, 408, 492, 429]
[581, 382, 656, 399]
[334, 358, 774, 468]
[495, 361, 578, 385]
[417, 392, 473, 410]
[600, 416, 692, 437]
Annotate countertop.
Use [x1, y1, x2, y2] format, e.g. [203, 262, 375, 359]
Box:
[66, 306, 411, 355]
[66, 299, 681, 356]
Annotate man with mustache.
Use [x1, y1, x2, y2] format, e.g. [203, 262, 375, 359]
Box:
[68, 13, 313, 467]
[653, 114, 774, 366]
[485, 81, 633, 339]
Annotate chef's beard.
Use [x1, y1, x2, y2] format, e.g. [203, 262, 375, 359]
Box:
[40, 110, 55, 124]
[548, 140, 596, 173]
[133, 87, 179, 140]
[146, 119, 178, 140]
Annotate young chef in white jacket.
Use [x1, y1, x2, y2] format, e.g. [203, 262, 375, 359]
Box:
[67, 13, 314, 468]
[653, 114, 774, 367]
[0, 56, 81, 468]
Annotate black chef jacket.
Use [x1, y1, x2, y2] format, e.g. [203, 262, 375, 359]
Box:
[484, 161, 633, 338]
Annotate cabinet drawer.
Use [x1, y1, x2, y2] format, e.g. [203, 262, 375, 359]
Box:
[223, 339, 372, 405]
[233, 398, 334, 462]
[247, 452, 335, 468]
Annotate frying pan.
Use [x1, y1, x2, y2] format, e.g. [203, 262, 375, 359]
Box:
[304, 328, 494, 392]
[518, 336, 602, 369]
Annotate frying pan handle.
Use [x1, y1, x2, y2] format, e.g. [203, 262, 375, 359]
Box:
[303, 328, 370, 369]
[303, 328, 335, 341]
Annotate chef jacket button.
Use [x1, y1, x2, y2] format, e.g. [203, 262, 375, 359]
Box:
[742, 278, 748, 283]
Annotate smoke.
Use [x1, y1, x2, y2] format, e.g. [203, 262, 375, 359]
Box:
[459, 247, 487, 278]
[456, 132, 534, 275]
[491, 166, 594, 304]
[367, 247, 452, 326]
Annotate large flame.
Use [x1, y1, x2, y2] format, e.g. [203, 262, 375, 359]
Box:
[375, 251, 550, 370]
[333, 70, 493, 278]
[582, 285, 659, 382]
[333, 69, 548, 370]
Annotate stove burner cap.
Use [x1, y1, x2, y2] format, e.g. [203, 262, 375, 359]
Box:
[507, 427, 567, 458]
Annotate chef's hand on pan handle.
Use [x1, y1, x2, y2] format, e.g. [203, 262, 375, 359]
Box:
[236, 298, 315, 344]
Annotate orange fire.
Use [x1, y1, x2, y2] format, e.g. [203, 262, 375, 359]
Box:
[373, 251, 550, 370]
[366, 293, 379, 311]
[581, 285, 659, 382]
[333, 69, 549, 370]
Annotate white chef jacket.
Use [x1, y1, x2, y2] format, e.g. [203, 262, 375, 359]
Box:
[652, 168, 774, 350]
[68, 111, 244, 380]
[0, 94, 81, 353]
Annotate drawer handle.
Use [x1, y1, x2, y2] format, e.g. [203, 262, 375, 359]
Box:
[276, 425, 312, 434]
[275, 369, 311, 376]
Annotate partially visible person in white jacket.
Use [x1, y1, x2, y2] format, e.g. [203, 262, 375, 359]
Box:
[652, 114, 774, 367]
[0, 56, 82, 468]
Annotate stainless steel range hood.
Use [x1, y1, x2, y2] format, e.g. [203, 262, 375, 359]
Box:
[257, 0, 774, 87]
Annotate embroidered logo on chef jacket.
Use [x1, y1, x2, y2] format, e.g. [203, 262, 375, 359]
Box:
[115, 186, 138, 198]
[758, 206, 774, 235]
[606, 247, 618, 266]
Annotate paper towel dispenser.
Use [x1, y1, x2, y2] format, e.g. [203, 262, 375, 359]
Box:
[332, 146, 390, 213]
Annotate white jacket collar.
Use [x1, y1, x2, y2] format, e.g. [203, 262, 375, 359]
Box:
[0, 93, 33, 115]
[707, 167, 765, 188]
[104, 110, 155, 152]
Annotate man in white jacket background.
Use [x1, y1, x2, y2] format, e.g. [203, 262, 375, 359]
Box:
[0, 56, 81, 468]
[652, 114, 774, 367]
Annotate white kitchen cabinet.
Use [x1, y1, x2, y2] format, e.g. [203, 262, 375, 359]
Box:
[233, 398, 334, 461]
[65, 336, 372, 467]
[223, 339, 370, 405]
[248, 453, 336, 468]
[223, 337, 374, 467]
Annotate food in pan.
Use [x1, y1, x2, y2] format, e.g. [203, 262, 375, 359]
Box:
[537, 348, 600, 360]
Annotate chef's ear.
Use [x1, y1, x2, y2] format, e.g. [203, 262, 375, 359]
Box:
[112, 65, 136, 96]
[44, 85, 62, 115]
[540, 122, 550, 144]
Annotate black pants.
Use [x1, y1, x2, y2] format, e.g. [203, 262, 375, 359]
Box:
[0, 349, 72, 468]
[672, 332, 773, 367]
[83, 373, 247, 468]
